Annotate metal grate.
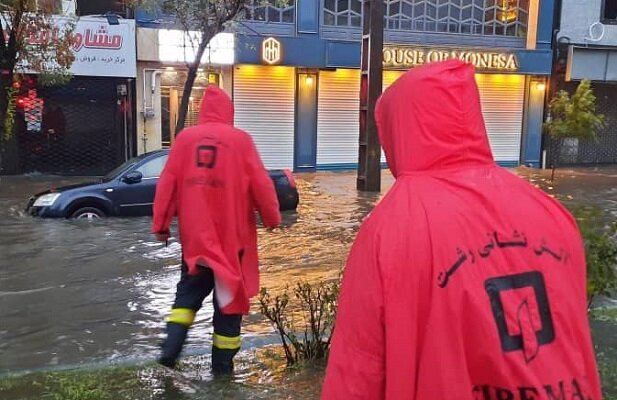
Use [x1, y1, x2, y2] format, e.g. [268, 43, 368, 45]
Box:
[547, 82, 617, 166]
[324, 0, 529, 37]
[13, 76, 130, 176]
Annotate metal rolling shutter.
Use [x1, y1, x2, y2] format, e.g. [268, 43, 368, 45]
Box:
[384, 72, 524, 164]
[233, 65, 295, 169]
[316, 70, 524, 168]
[317, 69, 361, 167]
[475, 74, 525, 164]
[317, 69, 401, 168]
[383, 71, 404, 89]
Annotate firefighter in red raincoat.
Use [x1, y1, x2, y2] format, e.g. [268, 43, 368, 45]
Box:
[152, 85, 281, 374]
[322, 60, 602, 399]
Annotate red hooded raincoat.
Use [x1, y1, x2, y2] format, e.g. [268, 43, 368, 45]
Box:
[321, 60, 602, 399]
[152, 85, 281, 315]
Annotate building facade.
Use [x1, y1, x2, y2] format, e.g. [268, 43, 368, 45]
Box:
[136, 0, 556, 171]
[5, 1, 137, 176]
[554, 0, 617, 165]
[11, 17, 137, 175]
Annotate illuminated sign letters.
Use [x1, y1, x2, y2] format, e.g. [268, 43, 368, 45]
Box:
[383, 46, 519, 71]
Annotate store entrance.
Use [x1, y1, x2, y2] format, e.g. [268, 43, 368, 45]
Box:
[160, 71, 220, 147]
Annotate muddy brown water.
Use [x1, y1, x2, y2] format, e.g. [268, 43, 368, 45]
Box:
[0, 167, 615, 375]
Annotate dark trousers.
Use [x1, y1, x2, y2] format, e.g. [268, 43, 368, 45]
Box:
[160, 261, 242, 374]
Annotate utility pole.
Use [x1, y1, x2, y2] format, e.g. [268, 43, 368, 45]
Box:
[357, 0, 384, 192]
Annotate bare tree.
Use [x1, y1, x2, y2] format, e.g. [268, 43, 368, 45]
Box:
[135, 0, 249, 133]
[135, 0, 290, 133]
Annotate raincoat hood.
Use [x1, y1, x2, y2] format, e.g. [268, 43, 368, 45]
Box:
[198, 84, 234, 125]
[375, 60, 494, 177]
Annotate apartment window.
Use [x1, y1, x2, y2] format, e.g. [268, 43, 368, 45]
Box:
[244, 0, 296, 23]
[604, 0, 617, 22]
[324, 0, 529, 37]
[323, 0, 363, 27]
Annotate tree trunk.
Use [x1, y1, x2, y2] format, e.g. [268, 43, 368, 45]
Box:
[549, 137, 562, 182]
[174, 30, 215, 135]
[0, 71, 14, 174]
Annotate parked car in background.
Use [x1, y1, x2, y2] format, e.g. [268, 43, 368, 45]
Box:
[26, 150, 299, 219]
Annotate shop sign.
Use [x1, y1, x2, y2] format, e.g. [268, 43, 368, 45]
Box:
[262, 37, 282, 65]
[383, 46, 519, 72]
[3, 16, 136, 78]
[70, 17, 136, 78]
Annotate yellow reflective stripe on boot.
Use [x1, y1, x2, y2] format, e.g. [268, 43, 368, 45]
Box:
[166, 308, 196, 327]
[213, 333, 241, 350]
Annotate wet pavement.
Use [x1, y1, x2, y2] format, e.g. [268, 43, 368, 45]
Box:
[0, 167, 615, 385]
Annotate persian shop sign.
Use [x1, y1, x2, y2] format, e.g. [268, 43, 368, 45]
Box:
[67, 17, 137, 78]
[2, 16, 136, 78]
[383, 46, 519, 71]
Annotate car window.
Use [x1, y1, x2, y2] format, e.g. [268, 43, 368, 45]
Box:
[103, 157, 140, 182]
[136, 155, 168, 178]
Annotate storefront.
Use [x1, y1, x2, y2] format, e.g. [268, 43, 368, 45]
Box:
[136, 28, 234, 153]
[552, 46, 617, 165]
[231, 38, 549, 171]
[9, 17, 137, 175]
[233, 65, 296, 169]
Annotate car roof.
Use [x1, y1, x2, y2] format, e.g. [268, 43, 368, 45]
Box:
[140, 149, 169, 159]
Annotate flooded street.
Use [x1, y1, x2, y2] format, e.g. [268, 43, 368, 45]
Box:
[0, 172, 392, 373]
[0, 167, 615, 396]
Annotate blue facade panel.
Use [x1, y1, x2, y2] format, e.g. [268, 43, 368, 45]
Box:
[297, 0, 319, 34]
[236, 35, 553, 75]
[324, 42, 362, 68]
[537, 0, 556, 49]
[514, 50, 553, 75]
[236, 35, 326, 68]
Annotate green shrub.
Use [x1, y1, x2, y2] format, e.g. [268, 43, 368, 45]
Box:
[571, 206, 617, 308]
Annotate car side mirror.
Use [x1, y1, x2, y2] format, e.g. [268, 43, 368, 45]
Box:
[123, 171, 143, 184]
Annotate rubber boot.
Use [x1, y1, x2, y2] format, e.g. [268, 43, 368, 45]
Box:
[212, 347, 239, 377]
[159, 322, 189, 368]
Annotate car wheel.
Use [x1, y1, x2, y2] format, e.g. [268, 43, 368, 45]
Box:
[71, 207, 105, 220]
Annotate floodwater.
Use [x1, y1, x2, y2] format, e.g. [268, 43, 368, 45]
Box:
[0, 172, 391, 373]
[0, 167, 615, 379]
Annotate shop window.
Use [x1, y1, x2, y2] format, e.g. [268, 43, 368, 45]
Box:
[244, 0, 296, 23]
[603, 0, 617, 23]
[160, 72, 221, 146]
[324, 0, 529, 37]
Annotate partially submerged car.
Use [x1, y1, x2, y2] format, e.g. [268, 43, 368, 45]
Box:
[27, 150, 299, 219]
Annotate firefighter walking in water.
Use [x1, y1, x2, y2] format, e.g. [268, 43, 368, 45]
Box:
[152, 85, 281, 374]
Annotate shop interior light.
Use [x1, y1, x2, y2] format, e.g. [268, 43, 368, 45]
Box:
[535, 82, 546, 91]
[305, 75, 314, 86]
